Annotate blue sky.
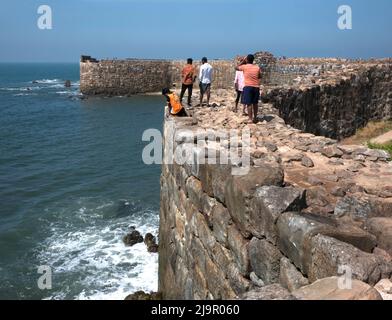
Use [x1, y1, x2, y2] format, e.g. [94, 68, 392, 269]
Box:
[0, 0, 391, 62]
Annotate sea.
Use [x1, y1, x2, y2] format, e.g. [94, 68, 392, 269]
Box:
[0, 63, 163, 300]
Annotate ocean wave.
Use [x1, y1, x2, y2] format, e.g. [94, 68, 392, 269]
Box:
[49, 84, 66, 89]
[55, 91, 71, 95]
[37, 199, 159, 300]
[1, 87, 41, 92]
[33, 79, 61, 84]
[13, 93, 38, 96]
[56, 90, 81, 96]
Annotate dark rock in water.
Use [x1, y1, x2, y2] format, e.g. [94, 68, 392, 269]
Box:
[144, 233, 159, 253]
[124, 291, 162, 300]
[65, 80, 71, 87]
[123, 229, 143, 246]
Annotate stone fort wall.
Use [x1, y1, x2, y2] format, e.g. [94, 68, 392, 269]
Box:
[80, 56, 236, 95]
[159, 90, 392, 300]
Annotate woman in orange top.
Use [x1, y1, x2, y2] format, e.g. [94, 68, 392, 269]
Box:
[162, 88, 188, 117]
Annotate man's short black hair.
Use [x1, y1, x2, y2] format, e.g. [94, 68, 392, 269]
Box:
[247, 54, 255, 64]
[201, 57, 208, 63]
[187, 58, 193, 64]
[162, 88, 171, 95]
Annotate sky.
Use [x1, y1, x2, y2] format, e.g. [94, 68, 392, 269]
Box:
[0, 0, 391, 62]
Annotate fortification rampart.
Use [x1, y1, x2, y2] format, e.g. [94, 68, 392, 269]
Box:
[80, 56, 235, 95]
[159, 89, 392, 300]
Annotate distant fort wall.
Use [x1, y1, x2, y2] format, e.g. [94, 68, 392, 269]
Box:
[79, 56, 236, 96]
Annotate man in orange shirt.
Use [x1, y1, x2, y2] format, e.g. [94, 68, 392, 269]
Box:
[180, 58, 196, 106]
[235, 54, 262, 124]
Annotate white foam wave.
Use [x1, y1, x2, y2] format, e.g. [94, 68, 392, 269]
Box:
[1, 87, 40, 92]
[34, 79, 61, 84]
[49, 84, 65, 89]
[37, 202, 159, 300]
[13, 93, 38, 96]
[56, 90, 81, 96]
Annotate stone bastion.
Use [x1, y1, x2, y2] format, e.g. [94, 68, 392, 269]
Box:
[160, 88, 392, 300]
[80, 54, 392, 299]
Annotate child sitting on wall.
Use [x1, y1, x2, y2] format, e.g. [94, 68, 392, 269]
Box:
[162, 88, 188, 117]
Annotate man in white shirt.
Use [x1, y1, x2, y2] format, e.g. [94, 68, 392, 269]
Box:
[198, 57, 213, 107]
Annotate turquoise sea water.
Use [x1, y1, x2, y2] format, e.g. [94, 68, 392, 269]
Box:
[0, 63, 163, 299]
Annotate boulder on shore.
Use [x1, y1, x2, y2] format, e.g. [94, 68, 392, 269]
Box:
[144, 233, 159, 253]
[123, 227, 143, 246]
[124, 291, 162, 300]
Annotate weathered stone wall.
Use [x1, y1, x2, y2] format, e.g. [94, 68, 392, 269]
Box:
[80, 57, 235, 95]
[170, 60, 235, 90]
[263, 63, 392, 139]
[158, 91, 392, 300]
[80, 58, 173, 95]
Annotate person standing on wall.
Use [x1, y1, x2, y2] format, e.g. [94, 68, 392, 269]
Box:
[180, 58, 196, 106]
[233, 56, 246, 114]
[235, 54, 261, 124]
[199, 57, 213, 107]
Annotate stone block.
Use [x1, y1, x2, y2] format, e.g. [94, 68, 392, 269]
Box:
[309, 234, 392, 285]
[205, 255, 236, 300]
[225, 165, 284, 237]
[249, 238, 282, 284]
[334, 194, 392, 221]
[366, 218, 392, 256]
[374, 279, 392, 300]
[277, 212, 378, 275]
[279, 257, 309, 292]
[211, 202, 231, 246]
[249, 186, 306, 243]
[226, 263, 252, 295]
[277, 212, 336, 274]
[240, 284, 295, 300]
[192, 211, 216, 252]
[186, 176, 203, 213]
[227, 225, 250, 276]
[292, 276, 382, 300]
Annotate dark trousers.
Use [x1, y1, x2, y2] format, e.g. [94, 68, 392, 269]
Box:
[235, 90, 242, 105]
[180, 83, 193, 105]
